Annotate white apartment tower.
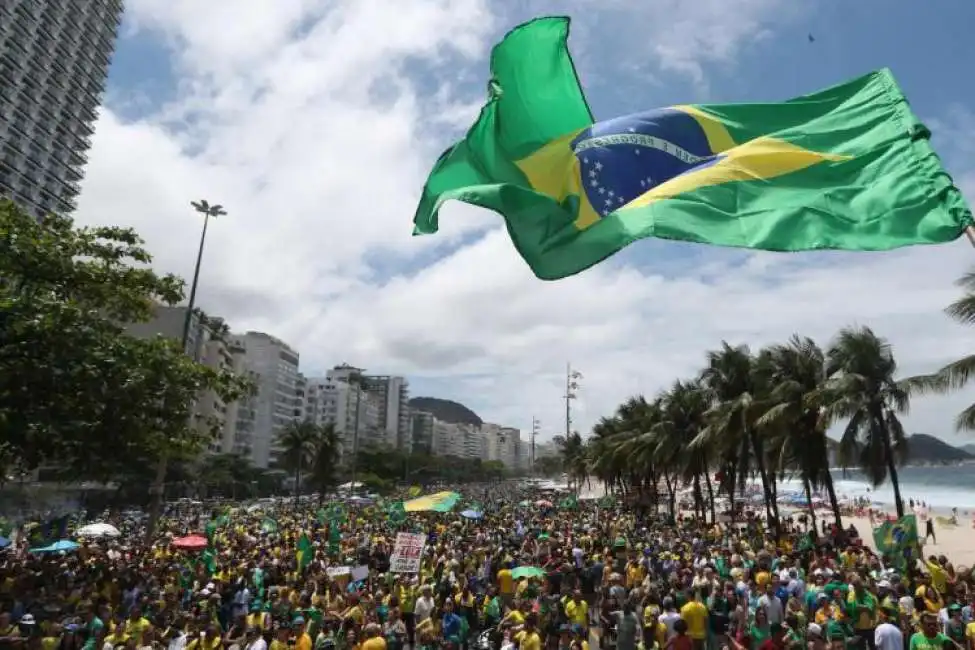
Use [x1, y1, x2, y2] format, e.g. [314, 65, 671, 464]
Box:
[363, 374, 411, 451]
[0, 0, 124, 218]
[304, 374, 383, 458]
[230, 332, 302, 469]
[324, 365, 411, 452]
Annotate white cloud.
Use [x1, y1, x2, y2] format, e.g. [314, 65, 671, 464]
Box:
[74, 0, 975, 449]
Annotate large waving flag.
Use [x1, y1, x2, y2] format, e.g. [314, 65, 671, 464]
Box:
[404, 491, 461, 513]
[413, 17, 972, 280]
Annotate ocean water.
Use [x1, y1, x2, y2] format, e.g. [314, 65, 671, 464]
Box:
[773, 464, 975, 512]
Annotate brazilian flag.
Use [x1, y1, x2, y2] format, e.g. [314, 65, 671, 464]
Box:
[414, 17, 971, 280]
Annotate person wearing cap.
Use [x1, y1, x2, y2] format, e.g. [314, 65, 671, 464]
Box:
[293, 617, 312, 650]
[945, 604, 966, 647]
[806, 623, 826, 650]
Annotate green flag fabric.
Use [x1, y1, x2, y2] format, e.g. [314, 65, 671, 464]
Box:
[413, 17, 972, 281]
[296, 533, 314, 571]
[872, 515, 919, 570]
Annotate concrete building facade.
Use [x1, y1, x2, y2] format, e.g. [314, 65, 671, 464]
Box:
[0, 0, 124, 218]
[229, 331, 301, 469]
[124, 305, 243, 454]
[304, 374, 383, 458]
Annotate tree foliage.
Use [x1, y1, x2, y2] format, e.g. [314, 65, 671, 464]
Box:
[0, 199, 250, 479]
[585, 325, 915, 530]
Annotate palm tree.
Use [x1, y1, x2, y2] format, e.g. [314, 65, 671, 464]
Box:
[553, 432, 587, 492]
[699, 343, 780, 532]
[756, 336, 842, 527]
[656, 379, 713, 521]
[906, 269, 975, 431]
[814, 326, 910, 518]
[275, 419, 323, 504]
[307, 423, 341, 502]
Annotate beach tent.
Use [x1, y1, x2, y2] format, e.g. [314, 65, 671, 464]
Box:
[404, 491, 460, 513]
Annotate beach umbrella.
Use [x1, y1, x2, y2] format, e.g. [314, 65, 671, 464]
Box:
[172, 534, 208, 550]
[29, 540, 80, 553]
[76, 523, 120, 538]
[511, 566, 546, 579]
[460, 510, 483, 519]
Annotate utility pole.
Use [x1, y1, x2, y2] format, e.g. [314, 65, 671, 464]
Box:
[530, 417, 540, 476]
[564, 363, 582, 438]
[146, 200, 227, 542]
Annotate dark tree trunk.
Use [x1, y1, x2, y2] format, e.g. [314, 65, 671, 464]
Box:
[803, 476, 817, 530]
[824, 467, 843, 527]
[750, 430, 780, 539]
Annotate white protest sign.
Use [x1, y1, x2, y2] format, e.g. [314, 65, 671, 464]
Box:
[390, 532, 425, 573]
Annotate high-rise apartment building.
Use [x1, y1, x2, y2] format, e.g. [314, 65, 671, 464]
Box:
[411, 411, 435, 454]
[362, 375, 411, 451]
[124, 305, 242, 453]
[325, 365, 411, 451]
[0, 0, 124, 218]
[230, 332, 302, 469]
[483, 424, 520, 469]
[304, 374, 383, 458]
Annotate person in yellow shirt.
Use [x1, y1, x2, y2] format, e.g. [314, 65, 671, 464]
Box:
[679, 592, 708, 650]
[626, 559, 645, 589]
[103, 623, 130, 648]
[124, 607, 152, 647]
[269, 625, 290, 650]
[565, 591, 589, 630]
[755, 569, 771, 590]
[925, 557, 949, 595]
[187, 624, 223, 650]
[519, 615, 542, 650]
[360, 624, 387, 650]
[293, 618, 313, 650]
[498, 564, 515, 608]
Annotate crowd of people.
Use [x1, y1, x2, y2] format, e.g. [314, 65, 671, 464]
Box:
[0, 483, 972, 650]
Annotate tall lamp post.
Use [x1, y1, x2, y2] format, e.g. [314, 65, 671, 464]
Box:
[145, 199, 227, 541]
[564, 363, 582, 438]
[530, 417, 540, 476]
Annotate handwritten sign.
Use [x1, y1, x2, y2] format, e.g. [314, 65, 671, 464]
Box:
[390, 532, 425, 573]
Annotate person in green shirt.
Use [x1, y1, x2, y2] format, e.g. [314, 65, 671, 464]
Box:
[909, 612, 961, 650]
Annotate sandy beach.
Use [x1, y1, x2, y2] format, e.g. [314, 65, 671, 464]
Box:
[841, 511, 975, 568]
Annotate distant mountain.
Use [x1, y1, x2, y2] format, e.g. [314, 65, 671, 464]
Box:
[826, 434, 972, 465]
[409, 397, 483, 426]
[907, 434, 973, 463]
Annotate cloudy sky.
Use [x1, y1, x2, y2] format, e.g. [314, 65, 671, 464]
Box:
[77, 0, 975, 444]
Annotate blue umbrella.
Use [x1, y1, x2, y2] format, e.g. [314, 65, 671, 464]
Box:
[460, 509, 483, 519]
[0, 536, 10, 548]
[29, 539, 80, 553]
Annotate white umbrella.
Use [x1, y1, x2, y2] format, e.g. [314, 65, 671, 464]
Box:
[76, 523, 120, 538]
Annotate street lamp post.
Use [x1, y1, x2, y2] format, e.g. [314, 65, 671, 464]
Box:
[564, 363, 582, 438]
[530, 417, 540, 476]
[145, 199, 226, 542]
